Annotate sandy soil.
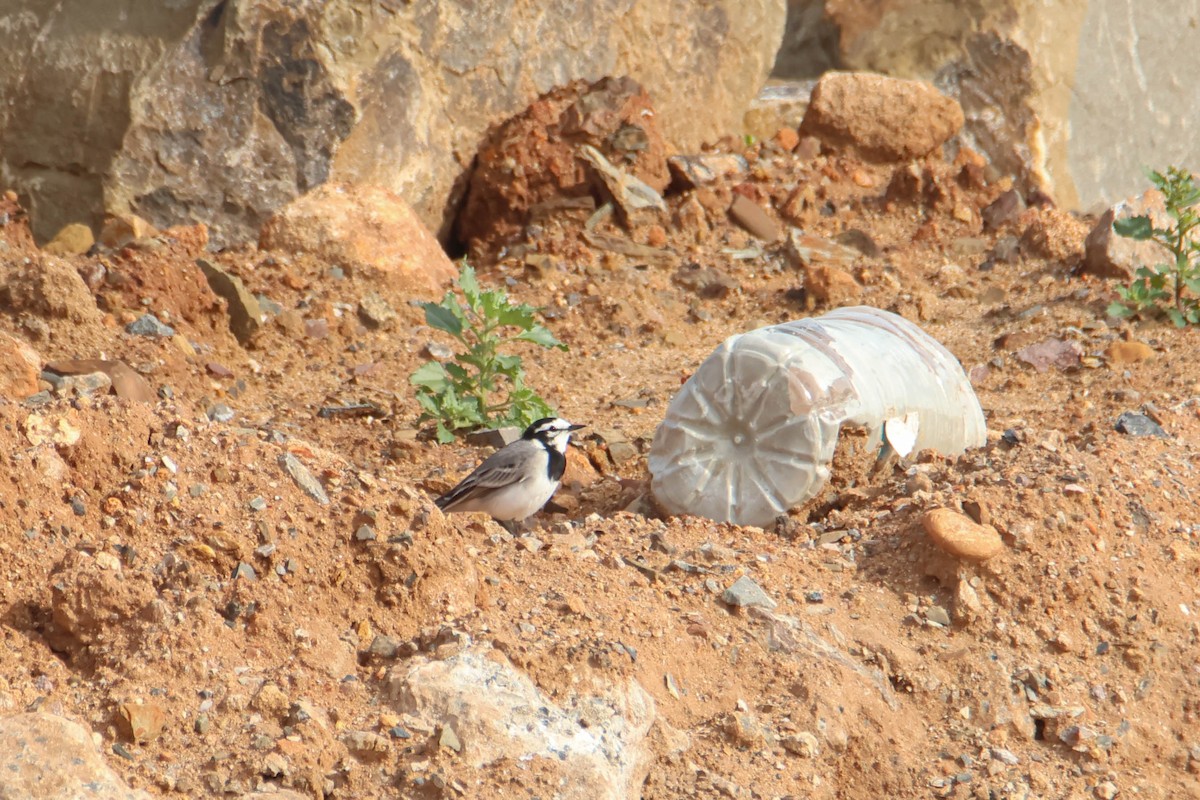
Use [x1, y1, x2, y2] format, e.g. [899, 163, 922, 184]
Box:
[1, 133, 1199, 800]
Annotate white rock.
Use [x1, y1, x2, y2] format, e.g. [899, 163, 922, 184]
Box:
[387, 647, 656, 800]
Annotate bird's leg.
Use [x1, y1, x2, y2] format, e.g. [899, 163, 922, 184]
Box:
[497, 518, 519, 536]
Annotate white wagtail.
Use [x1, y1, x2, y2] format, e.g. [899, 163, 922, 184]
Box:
[435, 417, 585, 526]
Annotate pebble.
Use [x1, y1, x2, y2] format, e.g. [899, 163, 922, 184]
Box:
[233, 562, 257, 581]
[357, 292, 396, 329]
[367, 635, 400, 658]
[721, 576, 777, 610]
[126, 313, 175, 338]
[117, 701, 168, 742]
[925, 605, 952, 627]
[439, 725, 462, 753]
[355, 524, 377, 542]
[1094, 781, 1118, 800]
[922, 508, 1004, 561]
[278, 452, 330, 504]
[248, 496, 267, 512]
[465, 427, 521, 448]
[780, 731, 819, 757]
[1105, 340, 1153, 365]
[1114, 411, 1166, 438]
[207, 403, 235, 422]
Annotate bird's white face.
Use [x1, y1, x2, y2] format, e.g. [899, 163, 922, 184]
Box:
[527, 417, 583, 453]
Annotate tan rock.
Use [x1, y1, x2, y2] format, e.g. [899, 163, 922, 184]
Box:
[792, 1, 1200, 211]
[260, 183, 457, 292]
[799, 72, 963, 162]
[0, 712, 152, 799]
[42, 222, 94, 256]
[117, 701, 168, 743]
[0, 332, 41, 399]
[1018, 207, 1088, 264]
[0, 254, 101, 325]
[803, 263, 862, 308]
[99, 213, 159, 249]
[922, 508, 1004, 561]
[1105, 341, 1154, 365]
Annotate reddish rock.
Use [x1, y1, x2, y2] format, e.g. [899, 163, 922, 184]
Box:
[457, 77, 670, 256]
[800, 72, 964, 162]
[1083, 190, 1170, 280]
[260, 183, 456, 292]
[0, 332, 41, 399]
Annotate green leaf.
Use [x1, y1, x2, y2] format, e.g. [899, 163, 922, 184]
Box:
[409, 361, 448, 391]
[494, 301, 538, 330]
[1167, 307, 1186, 327]
[1106, 301, 1134, 318]
[424, 300, 464, 338]
[435, 422, 456, 443]
[1113, 216, 1153, 240]
[516, 325, 566, 350]
[458, 262, 480, 310]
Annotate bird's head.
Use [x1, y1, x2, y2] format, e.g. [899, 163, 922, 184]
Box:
[522, 417, 585, 453]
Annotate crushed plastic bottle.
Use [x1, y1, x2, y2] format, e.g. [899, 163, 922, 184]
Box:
[648, 306, 986, 527]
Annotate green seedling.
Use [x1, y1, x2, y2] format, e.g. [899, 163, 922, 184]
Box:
[411, 262, 566, 442]
[1107, 166, 1200, 327]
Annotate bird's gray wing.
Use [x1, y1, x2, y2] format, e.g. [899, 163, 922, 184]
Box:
[436, 441, 535, 509]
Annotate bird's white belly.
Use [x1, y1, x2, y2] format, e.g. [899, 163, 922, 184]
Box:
[457, 474, 559, 521]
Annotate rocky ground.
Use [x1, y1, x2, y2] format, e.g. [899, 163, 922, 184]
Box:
[2, 87, 1200, 800]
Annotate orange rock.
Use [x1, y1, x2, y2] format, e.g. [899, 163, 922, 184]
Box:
[803, 263, 861, 309]
[260, 182, 457, 292]
[1105, 341, 1154, 365]
[117, 701, 168, 743]
[0, 332, 41, 399]
[773, 127, 800, 151]
[922, 508, 1003, 561]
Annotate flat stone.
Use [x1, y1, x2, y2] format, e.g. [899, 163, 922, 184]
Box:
[922, 508, 1004, 562]
[117, 701, 168, 743]
[357, 292, 396, 330]
[197, 259, 262, 345]
[125, 313, 174, 338]
[278, 452, 330, 504]
[1114, 412, 1166, 438]
[465, 427, 522, 449]
[667, 154, 748, 189]
[45, 359, 155, 403]
[721, 576, 777, 610]
[728, 195, 782, 242]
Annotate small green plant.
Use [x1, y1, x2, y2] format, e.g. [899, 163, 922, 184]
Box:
[1107, 166, 1200, 326]
[410, 262, 566, 442]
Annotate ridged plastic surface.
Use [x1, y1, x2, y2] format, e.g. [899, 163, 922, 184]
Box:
[648, 306, 986, 526]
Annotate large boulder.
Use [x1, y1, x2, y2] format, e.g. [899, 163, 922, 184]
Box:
[0, 712, 152, 800]
[0, 0, 786, 247]
[775, 0, 1200, 210]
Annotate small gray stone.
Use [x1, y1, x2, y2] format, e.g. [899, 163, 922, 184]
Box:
[278, 452, 330, 505]
[207, 403, 235, 422]
[366, 635, 400, 658]
[48, 371, 112, 398]
[1115, 411, 1166, 438]
[188, 483, 207, 497]
[233, 562, 256, 581]
[248, 496, 267, 512]
[355, 524, 377, 542]
[721, 575, 777, 610]
[126, 313, 174, 338]
[990, 747, 1019, 765]
[194, 714, 210, 734]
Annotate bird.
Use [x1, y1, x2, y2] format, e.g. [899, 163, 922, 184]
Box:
[434, 417, 585, 528]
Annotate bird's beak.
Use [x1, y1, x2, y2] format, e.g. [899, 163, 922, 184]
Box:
[568, 423, 586, 431]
